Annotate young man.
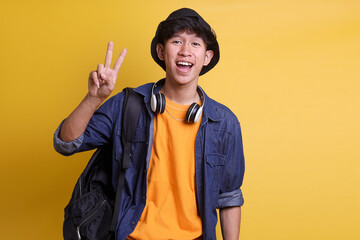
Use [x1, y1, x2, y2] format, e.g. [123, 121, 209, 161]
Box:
[54, 8, 245, 240]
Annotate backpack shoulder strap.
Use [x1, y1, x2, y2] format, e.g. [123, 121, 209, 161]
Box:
[121, 87, 144, 169]
[110, 87, 143, 232]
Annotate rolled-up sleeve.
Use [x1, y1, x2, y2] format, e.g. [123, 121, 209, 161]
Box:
[53, 120, 84, 156]
[217, 188, 244, 208]
[218, 121, 245, 208]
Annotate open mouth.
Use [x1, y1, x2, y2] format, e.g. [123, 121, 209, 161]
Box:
[176, 61, 193, 72]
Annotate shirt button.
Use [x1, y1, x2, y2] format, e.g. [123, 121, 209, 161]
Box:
[142, 195, 146, 200]
[132, 221, 135, 225]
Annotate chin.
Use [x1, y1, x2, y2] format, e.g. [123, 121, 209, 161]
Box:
[168, 72, 199, 85]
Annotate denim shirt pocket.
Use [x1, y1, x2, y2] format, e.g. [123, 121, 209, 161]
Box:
[115, 127, 148, 168]
[206, 153, 226, 192]
[130, 128, 148, 168]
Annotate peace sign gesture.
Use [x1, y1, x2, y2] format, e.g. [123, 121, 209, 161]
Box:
[88, 41, 127, 100]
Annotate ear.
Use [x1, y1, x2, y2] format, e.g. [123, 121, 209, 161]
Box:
[156, 43, 165, 61]
[203, 50, 214, 66]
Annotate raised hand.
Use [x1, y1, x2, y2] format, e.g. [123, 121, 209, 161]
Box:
[88, 41, 127, 100]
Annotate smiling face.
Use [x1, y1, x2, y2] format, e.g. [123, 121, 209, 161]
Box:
[156, 30, 214, 88]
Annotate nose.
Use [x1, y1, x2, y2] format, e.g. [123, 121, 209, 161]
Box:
[178, 42, 192, 57]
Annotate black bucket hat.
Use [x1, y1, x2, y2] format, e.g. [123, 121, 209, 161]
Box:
[151, 8, 220, 76]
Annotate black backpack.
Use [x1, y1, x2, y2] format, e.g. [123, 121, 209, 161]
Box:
[63, 88, 143, 240]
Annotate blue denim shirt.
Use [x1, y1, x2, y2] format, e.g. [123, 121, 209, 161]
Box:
[54, 82, 245, 240]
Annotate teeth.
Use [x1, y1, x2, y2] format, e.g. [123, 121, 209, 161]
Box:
[177, 61, 193, 66]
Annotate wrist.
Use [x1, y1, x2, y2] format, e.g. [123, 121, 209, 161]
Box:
[84, 93, 105, 110]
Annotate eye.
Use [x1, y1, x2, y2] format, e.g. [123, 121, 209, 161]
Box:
[172, 40, 182, 45]
[192, 42, 201, 47]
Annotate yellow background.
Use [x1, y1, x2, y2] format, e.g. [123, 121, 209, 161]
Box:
[1, 0, 359, 239]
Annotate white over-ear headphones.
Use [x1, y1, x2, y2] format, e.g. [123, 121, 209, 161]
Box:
[150, 79, 205, 123]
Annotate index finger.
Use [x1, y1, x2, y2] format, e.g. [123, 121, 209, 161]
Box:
[104, 41, 113, 68]
[113, 48, 127, 73]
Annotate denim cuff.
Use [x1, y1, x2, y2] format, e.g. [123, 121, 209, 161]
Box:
[217, 188, 244, 208]
[53, 120, 83, 156]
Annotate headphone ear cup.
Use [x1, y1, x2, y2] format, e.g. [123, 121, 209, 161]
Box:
[155, 93, 165, 114]
[158, 93, 166, 114]
[151, 94, 157, 113]
[151, 92, 166, 114]
[186, 103, 200, 123]
[193, 106, 203, 123]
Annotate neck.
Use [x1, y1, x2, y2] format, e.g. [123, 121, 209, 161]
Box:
[161, 79, 200, 105]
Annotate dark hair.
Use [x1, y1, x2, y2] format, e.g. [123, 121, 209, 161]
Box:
[157, 16, 217, 51]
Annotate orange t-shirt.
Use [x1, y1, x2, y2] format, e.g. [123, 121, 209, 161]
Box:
[128, 97, 202, 239]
